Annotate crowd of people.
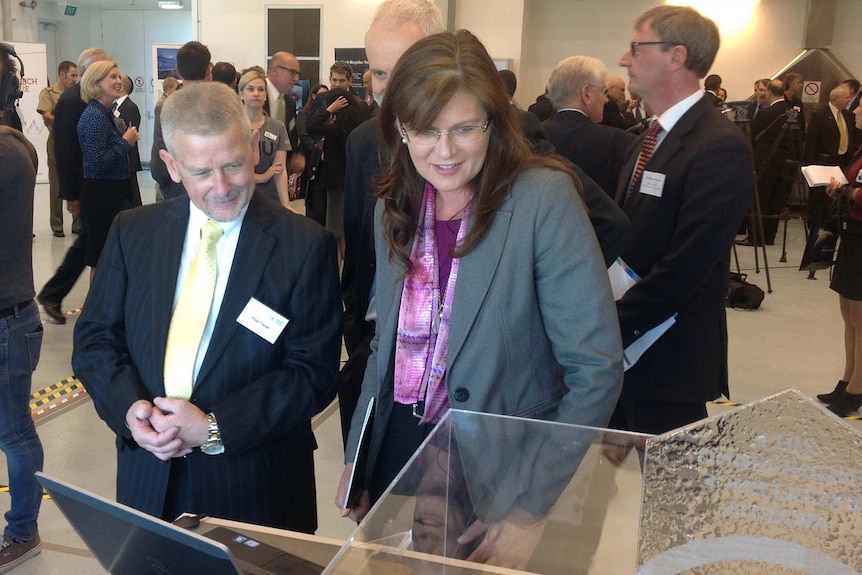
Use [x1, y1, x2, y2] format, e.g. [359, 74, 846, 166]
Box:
[1, 0, 861, 571]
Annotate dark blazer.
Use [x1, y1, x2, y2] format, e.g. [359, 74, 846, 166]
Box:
[751, 100, 792, 174]
[307, 89, 367, 192]
[117, 96, 142, 173]
[544, 109, 637, 198]
[600, 98, 627, 129]
[150, 99, 186, 199]
[705, 91, 723, 108]
[72, 193, 342, 532]
[804, 105, 856, 168]
[53, 83, 87, 201]
[527, 94, 555, 122]
[265, 93, 300, 152]
[784, 95, 806, 137]
[614, 95, 754, 408]
[519, 109, 631, 266]
[341, 118, 379, 355]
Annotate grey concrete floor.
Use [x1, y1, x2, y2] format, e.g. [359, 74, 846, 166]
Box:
[2, 171, 857, 574]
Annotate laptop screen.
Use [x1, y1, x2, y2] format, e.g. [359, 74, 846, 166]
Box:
[36, 472, 243, 575]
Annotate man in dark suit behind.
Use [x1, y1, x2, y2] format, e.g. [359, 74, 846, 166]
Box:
[784, 72, 806, 137]
[340, 0, 445, 448]
[614, 5, 754, 435]
[803, 84, 855, 251]
[37, 47, 111, 324]
[842, 79, 860, 114]
[117, 75, 142, 207]
[600, 75, 628, 129]
[73, 83, 341, 532]
[747, 78, 770, 122]
[704, 73, 722, 107]
[745, 79, 794, 246]
[543, 55, 637, 198]
[804, 84, 854, 169]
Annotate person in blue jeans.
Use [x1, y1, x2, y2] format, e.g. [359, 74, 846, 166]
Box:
[0, 125, 45, 572]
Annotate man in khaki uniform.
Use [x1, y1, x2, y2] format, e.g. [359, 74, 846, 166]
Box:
[37, 60, 79, 237]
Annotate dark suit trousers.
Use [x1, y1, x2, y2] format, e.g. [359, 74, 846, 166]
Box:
[617, 394, 707, 435]
[38, 228, 88, 305]
[305, 177, 327, 228]
[753, 172, 791, 243]
[338, 328, 373, 447]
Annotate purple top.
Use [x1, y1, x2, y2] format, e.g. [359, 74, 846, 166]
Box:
[436, 219, 461, 288]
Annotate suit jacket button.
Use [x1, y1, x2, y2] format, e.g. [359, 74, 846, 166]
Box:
[633, 330, 641, 337]
[453, 388, 470, 402]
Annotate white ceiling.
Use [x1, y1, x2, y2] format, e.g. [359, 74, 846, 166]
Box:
[49, 0, 190, 11]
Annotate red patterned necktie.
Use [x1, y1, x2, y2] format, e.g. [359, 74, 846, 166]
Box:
[628, 120, 663, 198]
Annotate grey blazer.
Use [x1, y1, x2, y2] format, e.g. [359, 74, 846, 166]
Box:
[346, 168, 623, 489]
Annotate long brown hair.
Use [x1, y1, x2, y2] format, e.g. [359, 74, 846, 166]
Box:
[377, 29, 578, 271]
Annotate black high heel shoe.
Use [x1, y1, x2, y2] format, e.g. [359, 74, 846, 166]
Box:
[827, 389, 862, 417]
[817, 380, 849, 403]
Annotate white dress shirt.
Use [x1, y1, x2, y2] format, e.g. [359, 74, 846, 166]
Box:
[172, 201, 248, 384]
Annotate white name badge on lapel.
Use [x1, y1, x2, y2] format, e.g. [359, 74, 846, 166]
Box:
[237, 298, 289, 344]
[264, 130, 278, 141]
[640, 171, 666, 198]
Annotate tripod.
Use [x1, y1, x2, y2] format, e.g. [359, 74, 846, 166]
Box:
[761, 115, 802, 264]
[740, 109, 803, 293]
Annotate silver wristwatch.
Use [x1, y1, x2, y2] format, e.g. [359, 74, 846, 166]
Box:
[200, 412, 224, 455]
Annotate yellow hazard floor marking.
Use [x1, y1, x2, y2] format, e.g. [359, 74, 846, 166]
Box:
[29, 379, 85, 411]
[29, 378, 89, 421]
[0, 486, 51, 500]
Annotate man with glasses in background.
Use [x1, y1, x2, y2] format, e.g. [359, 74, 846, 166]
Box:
[612, 5, 754, 435]
[266, 51, 305, 176]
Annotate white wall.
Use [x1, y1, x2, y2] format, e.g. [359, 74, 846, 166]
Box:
[101, 9, 192, 163]
[831, 0, 862, 82]
[5, 0, 862, 129]
[454, 0, 525, 80]
[197, 0, 378, 76]
[516, 0, 816, 106]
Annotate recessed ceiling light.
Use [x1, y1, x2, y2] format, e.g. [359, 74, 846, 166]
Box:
[158, 0, 183, 9]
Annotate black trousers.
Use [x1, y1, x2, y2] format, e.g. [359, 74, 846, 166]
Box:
[616, 393, 708, 435]
[38, 227, 87, 305]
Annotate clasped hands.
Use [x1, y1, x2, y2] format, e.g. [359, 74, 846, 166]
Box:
[125, 398, 209, 461]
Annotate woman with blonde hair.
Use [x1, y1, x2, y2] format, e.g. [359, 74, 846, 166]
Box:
[238, 68, 292, 207]
[77, 60, 139, 272]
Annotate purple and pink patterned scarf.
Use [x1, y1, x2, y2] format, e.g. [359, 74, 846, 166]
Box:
[393, 182, 470, 425]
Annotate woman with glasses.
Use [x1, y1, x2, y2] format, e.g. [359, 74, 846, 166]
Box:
[336, 30, 622, 566]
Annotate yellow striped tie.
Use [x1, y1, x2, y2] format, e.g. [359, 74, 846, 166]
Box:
[163, 220, 224, 400]
[276, 94, 286, 124]
[838, 112, 848, 154]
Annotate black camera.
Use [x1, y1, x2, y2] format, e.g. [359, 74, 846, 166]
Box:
[0, 43, 25, 105]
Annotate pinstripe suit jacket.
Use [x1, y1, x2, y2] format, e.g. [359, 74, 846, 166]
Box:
[72, 193, 341, 531]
